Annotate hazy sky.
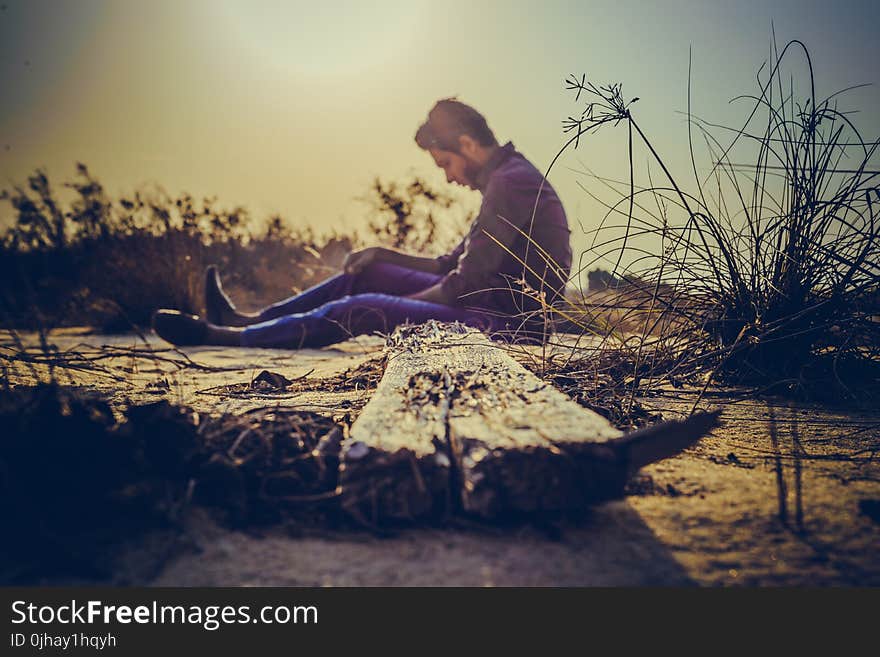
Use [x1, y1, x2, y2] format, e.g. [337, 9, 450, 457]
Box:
[1, 0, 878, 262]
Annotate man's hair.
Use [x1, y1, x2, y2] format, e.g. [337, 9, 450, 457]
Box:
[415, 98, 498, 153]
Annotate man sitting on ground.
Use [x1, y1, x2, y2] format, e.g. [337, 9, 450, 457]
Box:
[152, 98, 572, 348]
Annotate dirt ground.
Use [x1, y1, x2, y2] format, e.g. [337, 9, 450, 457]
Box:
[3, 329, 879, 586]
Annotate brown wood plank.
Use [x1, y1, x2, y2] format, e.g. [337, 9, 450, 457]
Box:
[340, 322, 718, 521]
[337, 326, 456, 523]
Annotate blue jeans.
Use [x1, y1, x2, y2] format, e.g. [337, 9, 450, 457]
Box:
[240, 263, 502, 349]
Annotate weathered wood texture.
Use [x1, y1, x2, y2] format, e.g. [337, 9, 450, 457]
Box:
[340, 322, 718, 522]
[337, 346, 453, 523]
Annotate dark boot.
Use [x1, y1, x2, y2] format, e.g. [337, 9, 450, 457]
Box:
[204, 265, 256, 327]
[152, 310, 208, 346]
[152, 309, 243, 347]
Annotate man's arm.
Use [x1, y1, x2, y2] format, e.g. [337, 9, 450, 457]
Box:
[343, 247, 446, 275]
[434, 177, 525, 304]
[378, 248, 448, 274]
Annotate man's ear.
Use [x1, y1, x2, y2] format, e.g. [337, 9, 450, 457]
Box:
[457, 134, 479, 158]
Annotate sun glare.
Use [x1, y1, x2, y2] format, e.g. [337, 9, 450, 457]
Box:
[215, 0, 427, 79]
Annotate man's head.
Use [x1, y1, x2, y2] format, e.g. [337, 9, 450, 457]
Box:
[415, 98, 499, 190]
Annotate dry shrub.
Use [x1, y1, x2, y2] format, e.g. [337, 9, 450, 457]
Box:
[359, 175, 472, 255]
[540, 39, 878, 403]
[0, 165, 352, 330]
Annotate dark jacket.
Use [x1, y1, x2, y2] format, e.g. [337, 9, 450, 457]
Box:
[435, 142, 572, 323]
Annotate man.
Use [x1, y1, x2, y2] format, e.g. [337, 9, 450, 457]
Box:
[152, 98, 572, 348]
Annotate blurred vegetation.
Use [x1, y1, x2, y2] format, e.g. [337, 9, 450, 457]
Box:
[0, 164, 464, 332]
[360, 176, 470, 255]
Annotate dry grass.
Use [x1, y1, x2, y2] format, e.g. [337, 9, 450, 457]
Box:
[0, 383, 351, 583]
[513, 38, 879, 407]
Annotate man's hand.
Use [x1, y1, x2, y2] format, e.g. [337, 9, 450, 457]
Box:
[407, 282, 448, 305]
[343, 247, 383, 275]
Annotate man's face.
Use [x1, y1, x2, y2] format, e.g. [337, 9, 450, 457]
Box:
[429, 148, 480, 190]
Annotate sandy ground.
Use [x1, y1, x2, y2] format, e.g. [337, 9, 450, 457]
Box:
[3, 329, 879, 586]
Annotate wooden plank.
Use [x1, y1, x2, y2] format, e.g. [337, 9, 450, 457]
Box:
[337, 326, 456, 523]
[433, 329, 624, 517]
[340, 321, 718, 522]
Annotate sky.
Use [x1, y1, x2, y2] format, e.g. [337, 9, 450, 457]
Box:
[1, 0, 878, 266]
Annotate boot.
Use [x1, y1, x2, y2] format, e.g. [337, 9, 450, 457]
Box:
[152, 310, 208, 346]
[204, 265, 256, 327]
[152, 309, 243, 347]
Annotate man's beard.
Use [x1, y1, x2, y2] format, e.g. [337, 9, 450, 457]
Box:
[463, 158, 482, 189]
